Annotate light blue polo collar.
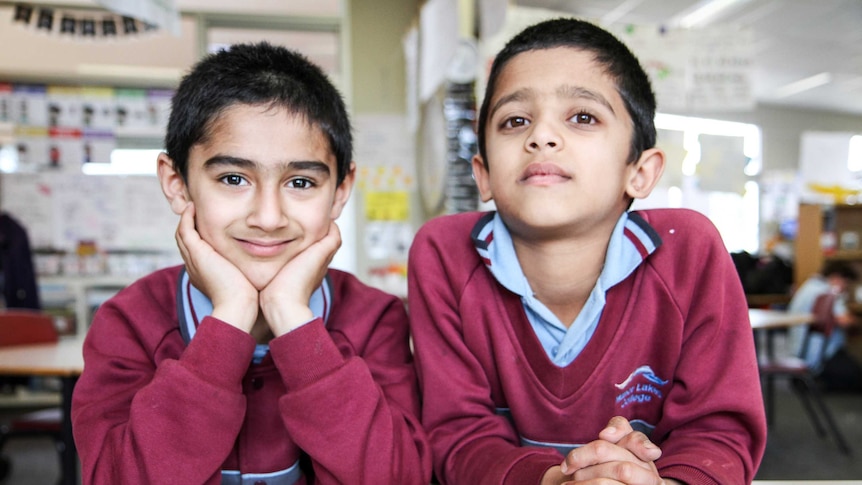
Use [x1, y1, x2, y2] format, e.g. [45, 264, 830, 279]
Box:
[176, 268, 331, 363]
[472, 211, 661, 366]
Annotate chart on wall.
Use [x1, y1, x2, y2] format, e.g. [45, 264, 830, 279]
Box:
[1, 171, 177, 251]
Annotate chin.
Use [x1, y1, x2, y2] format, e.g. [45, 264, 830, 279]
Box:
[240, 265, 281, 292]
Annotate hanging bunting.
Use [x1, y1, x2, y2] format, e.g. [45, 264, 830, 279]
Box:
[102, 18, 117, 36]
[60, 15, 76, 34]
[13, 4, 32, 24]
[96, 0, 180, 36]
[9, 3, 160, 39]
[36, 8, 53, 31]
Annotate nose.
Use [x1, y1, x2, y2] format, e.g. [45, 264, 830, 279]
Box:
[525, 118, 562, 152]
[247, 186, 288, 231]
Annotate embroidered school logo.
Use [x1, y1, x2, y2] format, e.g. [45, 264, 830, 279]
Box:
[614, 365, 669, 409]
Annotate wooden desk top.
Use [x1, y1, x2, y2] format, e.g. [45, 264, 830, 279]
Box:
[746, 293, 793, 308]
[0, 336, 84, 377]
[749, 309, 813, 330]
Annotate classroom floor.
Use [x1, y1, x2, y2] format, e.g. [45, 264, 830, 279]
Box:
[756, 380, 862, 480]
[1, 382, 861, 484]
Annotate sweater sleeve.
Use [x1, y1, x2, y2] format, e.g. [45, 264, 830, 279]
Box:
[407, 221, 562, 485]
[649, 212, 768, 485]
[270, 292, 432, 485]
[72, 312, 256, 485]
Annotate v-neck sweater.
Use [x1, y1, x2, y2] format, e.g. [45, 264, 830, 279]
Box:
[72, 265, 431, 484]
[407, 208, 766, 485]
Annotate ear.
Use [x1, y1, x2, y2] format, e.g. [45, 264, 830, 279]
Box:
[625, 147, 665, 200]
[157, 152, 190, 215]
[330, 162, 356, 219]
[471, 154, 494, 203]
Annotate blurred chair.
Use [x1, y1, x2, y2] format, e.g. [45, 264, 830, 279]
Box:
[758, 292, 851, 455]
[0, 310, 63, 480]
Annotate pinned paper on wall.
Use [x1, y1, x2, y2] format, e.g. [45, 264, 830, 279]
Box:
[364, 191, 409, 222]
[616, 24, 754, 112]
[354, 113, 416, 192]
[0, 172, 176, 251]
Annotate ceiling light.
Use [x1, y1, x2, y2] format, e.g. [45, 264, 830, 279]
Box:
[675, 0, 751, 28]
[773, 72, 832, 98]
[600, 0, 645, 25]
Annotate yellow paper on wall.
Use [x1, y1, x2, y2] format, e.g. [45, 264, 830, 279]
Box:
[364, 191, 409, 221]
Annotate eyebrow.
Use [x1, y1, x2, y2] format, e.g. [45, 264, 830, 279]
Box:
[202, 156, 332, 176]
[557, 85, 616, 115]
[489, 85, 616, 120]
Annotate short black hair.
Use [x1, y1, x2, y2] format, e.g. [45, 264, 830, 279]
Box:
[164, 42, 352, 184]
[476, 17, 656, 166]
[822, 261, 859, 282]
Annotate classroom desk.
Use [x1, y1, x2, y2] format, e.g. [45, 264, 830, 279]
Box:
[0, 336, 84, 485]
[749, 309, 812, 364]
[749, 309, 813, 331]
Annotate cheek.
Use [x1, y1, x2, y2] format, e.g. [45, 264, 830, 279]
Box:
[193, 202, 233, 243]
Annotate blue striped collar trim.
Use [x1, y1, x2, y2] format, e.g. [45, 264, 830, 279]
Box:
[471, 211, 663, 366]
[176, 268, 331, 361]
[472, 211, 662, 291]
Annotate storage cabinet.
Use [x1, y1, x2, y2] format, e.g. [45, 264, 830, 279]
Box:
[794, 203, 862, 310]
[38, 275, 135, 338]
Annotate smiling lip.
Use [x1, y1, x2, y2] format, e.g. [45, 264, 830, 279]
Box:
[238, 238, 291, 257]
[520, 162, 571, 184]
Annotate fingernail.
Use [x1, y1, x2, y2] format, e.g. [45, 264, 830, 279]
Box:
[560, 462, 569, 474]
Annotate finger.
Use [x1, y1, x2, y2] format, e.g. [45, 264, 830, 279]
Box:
[561, 440, 652, 475]
[319, 221, 342, 259]
[598, 416, 635, 443]
[301, 221, 342, 270]
[597, 416, 661, 464]
[176, 201, 202, 248]
[570, 460, 663, 485]
[174, 202, 194, 264]
[615, 430, 662, 463]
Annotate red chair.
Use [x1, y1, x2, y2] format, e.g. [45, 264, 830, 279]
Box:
[0, 310, 64, 480]
[758, 292, 851, 455]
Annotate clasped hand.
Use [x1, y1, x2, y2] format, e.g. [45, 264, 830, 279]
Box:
[174, 202, 340, 337]
[543, 416, 680, 485]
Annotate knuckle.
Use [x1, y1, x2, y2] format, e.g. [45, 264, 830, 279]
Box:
[614, 461, 637, 482]
[593, 439, 615, 457]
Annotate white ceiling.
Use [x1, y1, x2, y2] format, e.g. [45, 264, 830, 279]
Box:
[513, 0, 862, 117]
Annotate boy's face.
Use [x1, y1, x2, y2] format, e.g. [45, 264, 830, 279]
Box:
[473, 47, 662, 240]
[160, 104, 353, 290]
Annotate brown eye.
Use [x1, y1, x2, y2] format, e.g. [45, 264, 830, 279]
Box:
[220, 174, 247, 186]
[572, 112, 596, 124]
[289, 178, 314, 189]
[503, 116, 529, 128]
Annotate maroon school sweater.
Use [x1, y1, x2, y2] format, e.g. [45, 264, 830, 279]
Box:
[72, 266, 431, 484]
[408, 209, 766, 485]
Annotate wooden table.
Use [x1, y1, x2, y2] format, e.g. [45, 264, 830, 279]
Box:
[0, 336, 84, 485]
[749, 309, 813, 364]
[749, 309, 813, 330]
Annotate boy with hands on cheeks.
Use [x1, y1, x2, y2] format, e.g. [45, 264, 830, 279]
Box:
[407, 18, 766, 485]
[72, 43, 431, 485]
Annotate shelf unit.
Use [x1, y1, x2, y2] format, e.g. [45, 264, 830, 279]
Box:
[794, 202, 862, 294]
[38, 275, 136, 338]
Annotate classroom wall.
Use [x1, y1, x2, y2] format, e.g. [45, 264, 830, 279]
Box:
[686, 104, 862, 174]
[348, 0, 418, 114]
[2, 0, 860, 257]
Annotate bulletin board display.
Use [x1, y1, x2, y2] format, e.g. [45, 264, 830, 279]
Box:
[1, 172, 177, 251]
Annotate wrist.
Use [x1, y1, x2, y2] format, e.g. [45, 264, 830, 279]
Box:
[264, 304, 314, 336]
[211, 297, 258, 333]
[541, 465, 569, 485]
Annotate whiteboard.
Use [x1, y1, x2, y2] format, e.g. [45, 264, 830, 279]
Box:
[1, 172, 177, 251]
